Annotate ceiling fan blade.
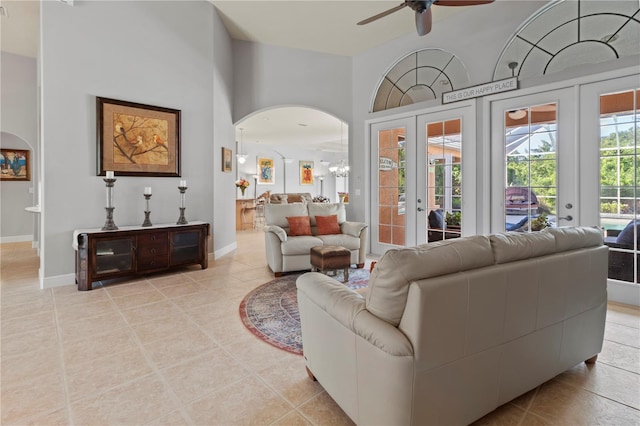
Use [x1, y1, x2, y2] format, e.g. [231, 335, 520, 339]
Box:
[434, 0, 495, 6]
[357, 2, 407, 25]
[415, 7, 433, 36]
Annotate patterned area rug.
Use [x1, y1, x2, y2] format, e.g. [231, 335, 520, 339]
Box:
[239, 269, 369, 355]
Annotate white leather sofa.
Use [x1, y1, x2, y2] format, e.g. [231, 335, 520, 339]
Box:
[264, 203, 367, 277]
[297, 227, 608, 425]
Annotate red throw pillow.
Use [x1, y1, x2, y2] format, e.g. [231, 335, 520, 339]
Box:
[316, 215, 340, 235]
[286, 216, 312, 236]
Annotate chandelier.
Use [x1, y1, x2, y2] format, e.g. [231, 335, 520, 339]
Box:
[329, 122, 349, 177]
[237, 128, 247, 164]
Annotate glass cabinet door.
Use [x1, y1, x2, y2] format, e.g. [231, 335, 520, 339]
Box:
[93, 238, 134, 275]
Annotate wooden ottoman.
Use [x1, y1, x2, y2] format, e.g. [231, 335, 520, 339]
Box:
[310, 245, 350, 283]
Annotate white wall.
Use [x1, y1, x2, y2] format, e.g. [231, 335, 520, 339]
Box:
[232, 40, 352, 125]
[212, 7, 236, 258]
[40, 0, 217, 284]
[0, 53, 38, 241]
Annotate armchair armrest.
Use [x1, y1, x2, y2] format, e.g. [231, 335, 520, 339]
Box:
[264, 225, 287, 242]
[297, 272, 412, 356]
[341, 221, 367, 238]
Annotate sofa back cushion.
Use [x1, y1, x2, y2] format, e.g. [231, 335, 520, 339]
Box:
[366, 235, 494, 326]
[489, 231, 556, 264]
[544, 226, 603, 251]
[308, 203, 346, 226]
[265, 203, 308, 229]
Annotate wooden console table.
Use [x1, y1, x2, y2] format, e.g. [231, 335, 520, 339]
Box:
[74, 222, 209, 291]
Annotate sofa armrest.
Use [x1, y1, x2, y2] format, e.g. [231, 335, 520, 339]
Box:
[341, 221, 367, 238]
[297, 272, 412, 356]
[341, 222, 368, 265]
[264, 225, 287, 242]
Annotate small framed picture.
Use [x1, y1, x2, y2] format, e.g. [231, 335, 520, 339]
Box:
[257, 157, 275, 184]
[222, 147, 232, 172]
[300, 160, 314, 185]
[0, 148, 30, 181]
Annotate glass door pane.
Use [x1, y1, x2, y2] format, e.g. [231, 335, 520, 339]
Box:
[504, 103, 558, 232]
[426, 118, 462, 242]
[600, 88, 639, 283]
[378, 128, 406, 246]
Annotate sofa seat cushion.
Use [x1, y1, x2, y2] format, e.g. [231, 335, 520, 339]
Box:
[317, 234, 361, 250]
[281, 235, 324, 255]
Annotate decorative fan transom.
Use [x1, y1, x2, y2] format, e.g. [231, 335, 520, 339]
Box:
[372, 48, 470, 112]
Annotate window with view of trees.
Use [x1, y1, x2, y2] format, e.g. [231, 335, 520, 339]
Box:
[504, 104, 557, 232]
[426, 119, 462, 242]
[600, 89, 639, 284]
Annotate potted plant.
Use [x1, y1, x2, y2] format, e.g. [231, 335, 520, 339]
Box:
[530, 214, 551, 231]
[445, 211, 461, 229]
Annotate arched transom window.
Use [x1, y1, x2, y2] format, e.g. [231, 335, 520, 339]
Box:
[372, 48, 470, 113]
[494, 0, 640, 80]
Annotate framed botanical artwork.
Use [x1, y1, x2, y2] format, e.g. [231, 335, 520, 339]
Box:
[257, 157, 275, 184]
[222, 147, 232, 172]
[96, 97, 181, 177]
[0, 148, 30, 181]
[300, 160, 314, 185]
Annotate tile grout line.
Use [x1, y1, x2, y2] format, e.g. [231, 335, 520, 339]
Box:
[94, 281, 198, 426]
[51, 287, 76, 426]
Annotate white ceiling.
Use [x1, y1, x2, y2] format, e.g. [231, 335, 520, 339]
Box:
[210, 0, 465, 57]
[0, 0, 39, 58]
[237, 107, 348, 153]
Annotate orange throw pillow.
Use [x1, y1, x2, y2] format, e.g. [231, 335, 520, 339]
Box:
[286, 216, 312, 236]
[316, 215, 341, 235]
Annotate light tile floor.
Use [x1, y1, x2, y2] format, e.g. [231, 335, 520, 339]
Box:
[1, 231, 639, 425]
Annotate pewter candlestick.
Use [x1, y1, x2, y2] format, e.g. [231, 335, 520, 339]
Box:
[177, 185, 188, 225]
[102, 175, 118, 231]
[142, 193, 153, 227]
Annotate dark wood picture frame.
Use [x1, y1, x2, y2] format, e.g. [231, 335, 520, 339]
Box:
[222, 147, 232, 172]
[0, 148, 30, 181]
[97, 97, 181, 177]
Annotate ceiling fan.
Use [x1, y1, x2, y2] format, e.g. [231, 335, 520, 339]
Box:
[357, 0, 495, 36]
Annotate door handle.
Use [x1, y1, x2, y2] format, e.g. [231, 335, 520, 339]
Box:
[558, 215, 573, 221]
[417, 207, 425, 212]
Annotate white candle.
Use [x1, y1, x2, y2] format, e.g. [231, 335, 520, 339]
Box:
[144, 187, 152, 195]
[179, 180, 187, 187]
[106, 171, 114, 179]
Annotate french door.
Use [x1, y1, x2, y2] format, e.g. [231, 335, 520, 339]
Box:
[581, 75, 640, 286]
[490, 88, 577, 232]
[370, 104, 475, 255]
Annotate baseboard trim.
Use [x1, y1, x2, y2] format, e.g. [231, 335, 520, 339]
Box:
[214, 242, 237, 259]
[42, 273, 76, 290]
[608, 280, 640, 306]
[0, 234, 33, 243]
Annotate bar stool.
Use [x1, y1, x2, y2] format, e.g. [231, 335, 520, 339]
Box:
[241, 201, 256, 230]
[254, 199, 266, 230]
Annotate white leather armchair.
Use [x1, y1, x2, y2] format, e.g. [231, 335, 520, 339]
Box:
[297, 227, 608, 425]
[264, 203, 367, 276]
